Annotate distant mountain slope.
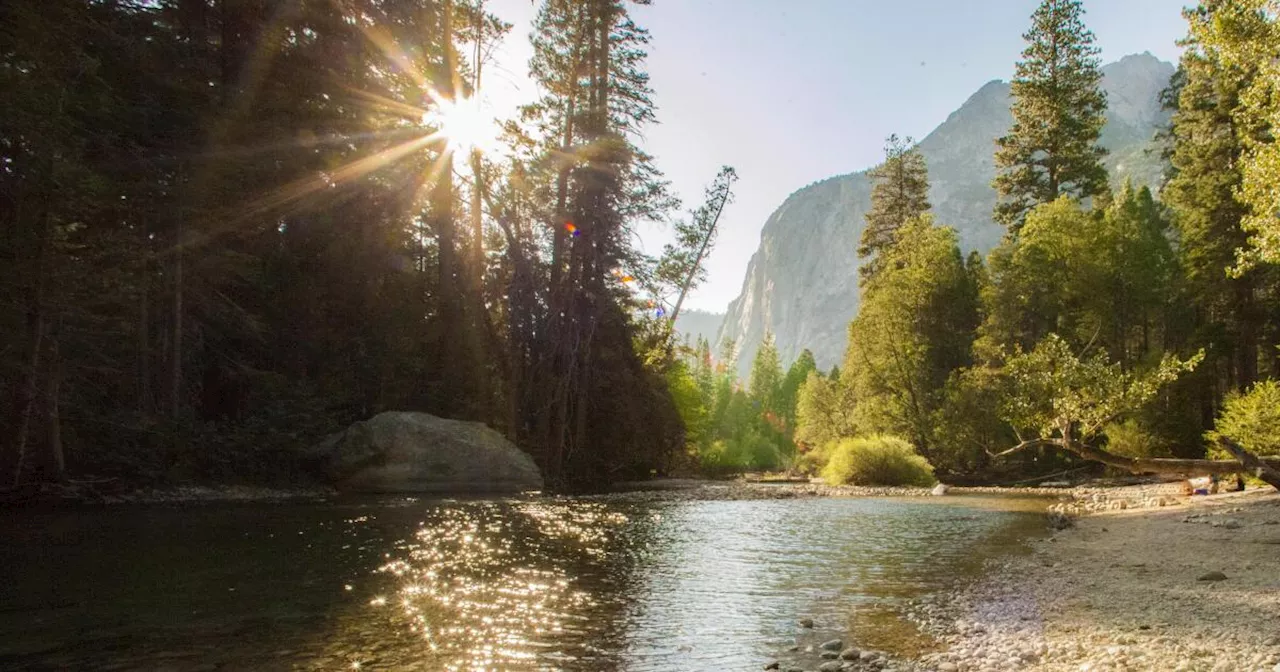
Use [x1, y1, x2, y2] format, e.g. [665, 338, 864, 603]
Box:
[717, 52, 1175, 377]
[673, 310, 725, 347]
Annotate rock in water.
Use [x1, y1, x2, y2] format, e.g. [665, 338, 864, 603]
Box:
[307, 411, 543, 493]
[763, 662, 780, 671]
[840, 647, 861, 660]
[818, 662, 843, 672]
[1197, 571, 1228, 582]
[820, 639, 843, 651]
[931, 483, 950, 496]
[799, 618, 814, 628]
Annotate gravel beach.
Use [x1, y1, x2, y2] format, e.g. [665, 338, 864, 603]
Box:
[907, 487, 1280, 672]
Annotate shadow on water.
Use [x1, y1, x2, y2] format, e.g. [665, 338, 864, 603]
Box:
[0, 494, 1046, 671]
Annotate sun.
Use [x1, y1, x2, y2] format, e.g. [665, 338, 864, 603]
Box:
[422, 95, 499, 155]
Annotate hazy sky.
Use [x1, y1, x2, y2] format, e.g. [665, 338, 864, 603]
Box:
[478, 0, 1193, 312]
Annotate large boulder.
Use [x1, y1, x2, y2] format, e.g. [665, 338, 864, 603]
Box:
[308, 412, 543, 493]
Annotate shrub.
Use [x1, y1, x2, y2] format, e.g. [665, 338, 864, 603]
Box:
[1103, 418, 1170, 459]
[698, 429, 783, 474]
[1207, 379, 1280, 458]
[820, 435, 936, 486]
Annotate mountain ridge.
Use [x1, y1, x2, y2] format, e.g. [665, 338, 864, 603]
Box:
[717, 53, 1176, 377]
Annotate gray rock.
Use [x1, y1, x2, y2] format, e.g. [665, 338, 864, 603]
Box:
[821, 651, 839, 659]
[306, 411, 543, 493]
[819, 662, 843, 672]
[931, 483, 950, 496]
[821, 639, 844, 651]
[763, 662, 780, 671]
[1197, 571, 1228, 582]
[938, 664, 959, 672]
[785, 667, 805, 672]
[840, 647, 861, 660]
[799, 618, 815, 628]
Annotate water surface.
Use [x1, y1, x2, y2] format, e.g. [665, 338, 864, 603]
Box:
[0, 495, 1046, 670]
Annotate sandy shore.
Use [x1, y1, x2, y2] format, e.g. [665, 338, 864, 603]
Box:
[908, 488, 1280, 672]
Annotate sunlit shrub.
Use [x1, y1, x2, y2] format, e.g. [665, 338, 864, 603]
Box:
[820, 435, 936, 487]
[1103, 418, 1170, 458]
[1207, 379, 1280, 458]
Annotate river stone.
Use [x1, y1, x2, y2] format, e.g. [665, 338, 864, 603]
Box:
[821, 651, 839, 659]
[1197, 571, 1228, 582]
[931, 483, 950, 496]
[840, 647, 861, 660]
[799, 618, 815, 628]
[307, 411, 543, 493]
[820, 639, 843, 651]
[763, 662, 780, 670]
[819, 662, 843, 672]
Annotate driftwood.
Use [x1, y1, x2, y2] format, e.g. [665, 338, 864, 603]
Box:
[990, 434, 1280, 489]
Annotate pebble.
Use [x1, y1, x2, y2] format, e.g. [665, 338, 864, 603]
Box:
[799, 617, 815, 628]
[763, 662, 779, 670]
[820, 639, 843, 651]
[1197, 571, 1228, 582]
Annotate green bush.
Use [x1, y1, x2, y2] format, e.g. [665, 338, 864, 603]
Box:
[820, 435, 937, 486]
[1103, 418, 1170, 459]
[698, 429, 783, 474]
[1207, 379, 1280, 458]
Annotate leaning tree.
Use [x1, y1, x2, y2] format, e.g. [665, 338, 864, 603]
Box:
[992, 334, 1280, 490]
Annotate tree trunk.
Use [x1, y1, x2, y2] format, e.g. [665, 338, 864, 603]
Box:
[169, 204, 184, 419]
[1218, 439, 1280, 491]
[1001, 436, 1280, 481]
[9, 180, 52, 487]
[44, 332, 64, 480]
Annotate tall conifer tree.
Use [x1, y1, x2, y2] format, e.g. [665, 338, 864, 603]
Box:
[993, 0, 1109, 231]
[859, 134, 930, 284]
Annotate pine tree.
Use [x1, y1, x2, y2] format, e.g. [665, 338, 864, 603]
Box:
[993, 0, 1109, 231]
[859, 134, 931, 284]
[748, 333, 783, 416]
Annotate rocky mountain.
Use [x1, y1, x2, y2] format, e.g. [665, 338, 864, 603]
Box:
[717, 53, 1176, 377]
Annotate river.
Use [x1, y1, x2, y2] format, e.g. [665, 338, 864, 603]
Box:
[0, 494, 1047, 671]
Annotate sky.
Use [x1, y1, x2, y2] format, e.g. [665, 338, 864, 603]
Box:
[476, 0, 1194, 313]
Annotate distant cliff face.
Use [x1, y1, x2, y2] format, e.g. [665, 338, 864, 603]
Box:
[718, 53, 1175, 377]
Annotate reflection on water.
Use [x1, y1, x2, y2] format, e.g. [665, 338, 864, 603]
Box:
[0, 495, 1045, 671]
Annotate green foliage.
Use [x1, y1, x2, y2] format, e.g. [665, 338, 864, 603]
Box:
[748, 333, 784, 416]
[1103, 419, 1171, 459]
[844, 217, 979, 459]
[932, 366, 1012, 474]
[993, 0, 1109, 230]
[778, 349, 818, 433]
[665, 360, 709, 449]
[1001, 334, 1203, 445]
[795, 371, 858, 449]
[859, 134, 931, 284]
[1189, 0, 1280, 270]
[978, 191, 1176, 369]
[820, 436, 937, 487]
[1207, 379, 1280, 458]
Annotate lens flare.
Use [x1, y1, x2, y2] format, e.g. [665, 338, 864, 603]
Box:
[421, 95, 499, 155]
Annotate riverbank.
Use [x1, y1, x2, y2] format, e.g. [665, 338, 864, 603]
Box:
[907, 487, 1280, 672]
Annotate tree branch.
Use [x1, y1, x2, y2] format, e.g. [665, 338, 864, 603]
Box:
[1218, 438, 1280, 491]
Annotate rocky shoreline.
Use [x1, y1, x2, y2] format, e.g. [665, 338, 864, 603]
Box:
[899, 488, 1280, 672]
